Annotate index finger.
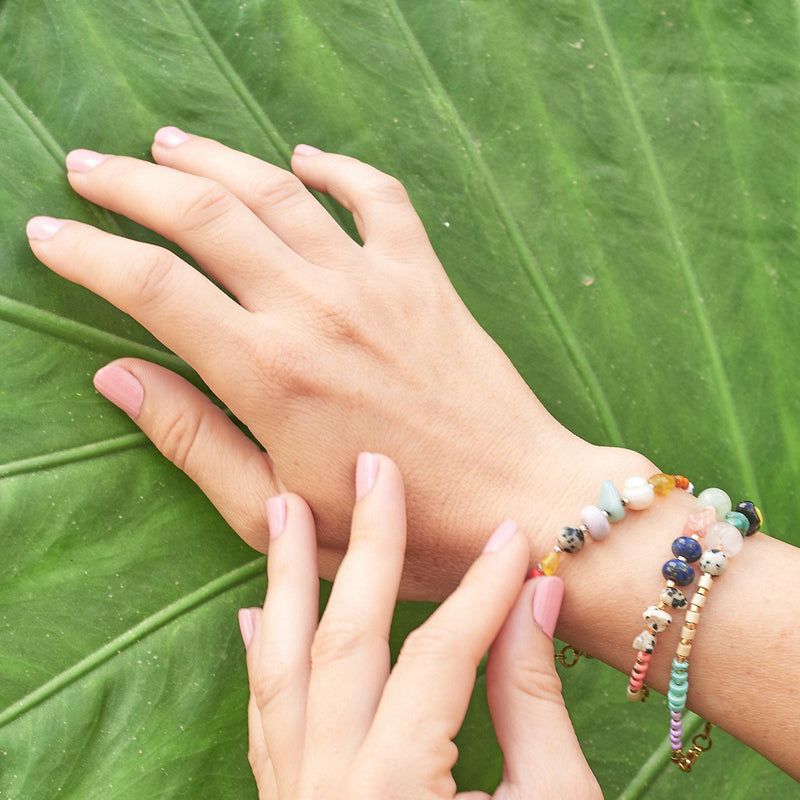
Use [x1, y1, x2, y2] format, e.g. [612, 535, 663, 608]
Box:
[370, 521, 529, 744]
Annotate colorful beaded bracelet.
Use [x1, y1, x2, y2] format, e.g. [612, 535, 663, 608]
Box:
[529, 472, 693, 579]
[668, 492, 762, 771]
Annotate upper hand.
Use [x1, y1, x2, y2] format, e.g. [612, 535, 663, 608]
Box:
[27, 129, 601, 599]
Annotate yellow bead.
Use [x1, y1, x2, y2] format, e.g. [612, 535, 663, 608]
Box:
[648, 473, 675, 495]
[541, 549, 562, 575]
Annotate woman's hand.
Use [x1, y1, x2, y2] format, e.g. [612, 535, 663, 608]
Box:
[239, 453, 600, 799]
[27, 129, 645, 598]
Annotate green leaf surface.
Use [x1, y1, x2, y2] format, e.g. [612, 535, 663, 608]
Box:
[2, 1, 798, 797]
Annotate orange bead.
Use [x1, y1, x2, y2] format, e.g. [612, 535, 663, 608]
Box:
[648, 473, 675, 495]
[674, 475, 691, 491]
[541, 549, 562, 576]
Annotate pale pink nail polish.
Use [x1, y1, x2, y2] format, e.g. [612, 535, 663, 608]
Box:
[266, 495, 287, 539]
[154, 126, 191, 148]
[532, 576, 564, 639]
[26, 216, 67, 241]
[238, 608, 255, 649]
[355, 452, 379, 501]
[93, 364, 144, 418]
[66, 149, 110, 173]
[482, 519, 517, 554]
[293, 143, 323, 157]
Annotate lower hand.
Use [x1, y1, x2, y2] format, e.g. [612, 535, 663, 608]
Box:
[239, 453, 600, 799]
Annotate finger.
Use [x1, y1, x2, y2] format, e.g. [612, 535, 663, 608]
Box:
[151, 128, 361, 268]
[486, 577, 601, 797]
[252, 494, 319, 798]
[245, 678, 279, 800]
[63, 150, 308, 307]
[290, 148, 435, 261]
[92, 359, 278, 551]
[27, 218, 250, 384]
[369, 521, 529, 756]
[303, 454, 406, 770]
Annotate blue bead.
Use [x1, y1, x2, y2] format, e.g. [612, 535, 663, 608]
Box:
[671, 536, 702, 562]
[662, 559, 695, 586]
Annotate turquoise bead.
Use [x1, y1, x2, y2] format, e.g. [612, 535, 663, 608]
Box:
[725, 511, 750, 535]
[599, 479, 626, 522]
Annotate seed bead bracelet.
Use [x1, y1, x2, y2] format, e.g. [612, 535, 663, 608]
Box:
[627, 490, 762, 705]
[529, 473, 693, 579]
[668, 493, 762, 771]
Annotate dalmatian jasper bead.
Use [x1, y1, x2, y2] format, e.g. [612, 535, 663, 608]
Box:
[643, 605, 672, 633]
[699, 548, 728, 575]
[632, 630, 657, 653]
[660, 586, 687, 609]
[556, 526, 585, 553]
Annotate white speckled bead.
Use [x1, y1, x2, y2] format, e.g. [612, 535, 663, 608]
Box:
[704, 521, 744, 557]
[623, 476, 655, 510]
[695, 488, 732, 521]
[580, 505, 611, 541]
[644, 605, 672, 633]
[700, 548, 728, 575]
[661, 586, 687, 608]
[556, 526, 585, 553]
[632, 631, 656, 653]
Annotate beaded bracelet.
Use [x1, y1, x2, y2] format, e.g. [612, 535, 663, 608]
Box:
[529, 472, 692, 579]
[668, 493, 762, 771]
[627, 490, 762, 702]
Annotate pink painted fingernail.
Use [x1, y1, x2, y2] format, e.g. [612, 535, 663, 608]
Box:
[66, 149, 110, 173]
[238, 608, 255, 649]
[532, 576, 564, 639]
[154, 126, 191, 148]
[293, 143, 323, 157]
[356, 452, 379, 501]
[93, 364, 144, 418]
[26, 216, 67, 241]
[266, 495, 287, 539]
[482, 519, 517, 554]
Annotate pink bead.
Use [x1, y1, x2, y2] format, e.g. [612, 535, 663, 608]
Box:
[580, 505, 611, 540]
[704, 521, 744, 557]
[682, 506, 717, 539]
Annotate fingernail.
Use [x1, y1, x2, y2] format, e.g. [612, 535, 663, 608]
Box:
[482, 519, 518, 554]
[93, 364, 144, 418]
[532, 576, 564, 639]
[26, 216, 67, 241]
[293, 143, 323, 157]
[66, 149, 110, 173]
[238, 608, 255, 649]
[356, 452, 379, 501]
[266, 495, 287, 539]
[154, 126, 191, 148]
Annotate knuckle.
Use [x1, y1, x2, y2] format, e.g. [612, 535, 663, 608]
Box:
[251, 655, 296, 714]
[363, 174, 410, 206]
[396, 623, 458, 666]
[311, 617, 374, 668]
[131, 247, 179, 308]
[156, 404, 205, 472]
[174, 180, 236, 234]
[249, 171, 307, 210]
[249, 335, 314, 397]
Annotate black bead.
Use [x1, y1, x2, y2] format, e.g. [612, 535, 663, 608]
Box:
[735, 501, 761, 536]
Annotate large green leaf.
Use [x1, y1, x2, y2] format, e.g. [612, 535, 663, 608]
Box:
[2, 1, 798, 796]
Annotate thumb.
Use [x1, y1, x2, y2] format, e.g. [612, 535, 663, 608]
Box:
[485, 577, 601, 798]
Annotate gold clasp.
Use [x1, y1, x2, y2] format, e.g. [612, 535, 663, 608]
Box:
[555, 644, 592, 668]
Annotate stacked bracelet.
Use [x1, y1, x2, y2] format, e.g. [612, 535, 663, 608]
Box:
[530, 472, 692, 578]
[668, 492, 761, 770]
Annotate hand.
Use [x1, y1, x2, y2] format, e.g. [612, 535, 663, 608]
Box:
[27, 129, 646, 599]
[238, 453, 600, 799]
